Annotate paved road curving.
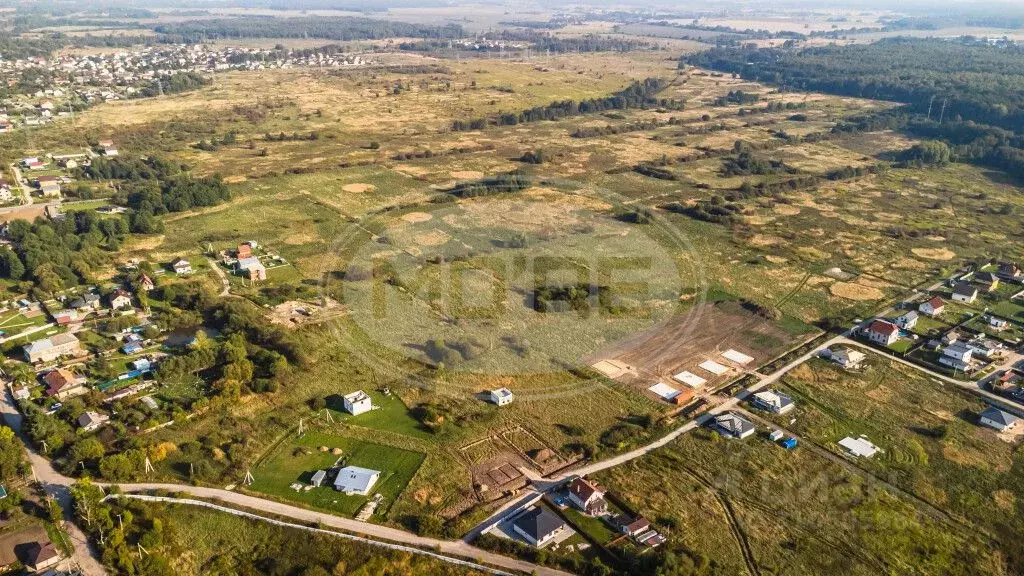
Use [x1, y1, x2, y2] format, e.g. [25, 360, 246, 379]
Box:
[0, 387, 570, 576]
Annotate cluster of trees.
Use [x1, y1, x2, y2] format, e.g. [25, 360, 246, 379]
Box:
[664, 197, 744, 226]
[452, 78, 680, 131]
[713, 90, 760, 107]
[135, 71, 210, 98]
[0, 213, 127, 296]
[448, 170, 532, 198]
[634, 162, 678, 180]
[518, 149, 546, 164]
[896, 140, 952, 167]
[572, 117, 682, 138]
[690, 39, 1024, 181]
[152, 16, 464, 42]
[263, 131, 320, 142]
[400, 31, 652, 54]
[84, 155, 230, 233]
[720, 144, 796, 177]
[391, 143, 495, 161]
[532, 283, 618, 314]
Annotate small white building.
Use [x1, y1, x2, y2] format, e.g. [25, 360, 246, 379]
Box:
[489, 387, 513, 406]
[236, 256, 267, 281]
[979, 407, 1018, 432]
[77, 411, 110, 432]
[171, 258, 193, 275]
[939, 341, 974, 372]
[827, 347, 866, 369]
[333, 465, 380, 495]
[951, 282, 978, 304]
[864, 319, 899, 346]
[895, 311, 918, 330]
[310, 469, 327, 487]
[751, 389, 795, 414]
[343, 390, 372, 415]
[838, 436, 882, 458]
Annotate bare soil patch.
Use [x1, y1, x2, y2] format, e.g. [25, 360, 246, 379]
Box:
[400, 211, 433, 224]
[342, 183, 375, 193]
[912, 247, 956, 261]
[830, 282, 885, 301]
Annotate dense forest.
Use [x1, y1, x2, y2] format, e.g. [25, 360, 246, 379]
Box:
[84, 156, 230, 233]
[151, 16, 464, 42]
[688, 38, 1024, 180]
[0, 213, 128, 297]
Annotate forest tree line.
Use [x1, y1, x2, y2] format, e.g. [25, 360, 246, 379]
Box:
[687, 38, 1024, 181]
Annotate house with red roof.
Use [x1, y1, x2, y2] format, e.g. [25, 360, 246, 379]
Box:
[864, 319, 899, 346]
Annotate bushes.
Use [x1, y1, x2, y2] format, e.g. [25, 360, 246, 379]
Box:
[453, 78, 681, 131]
[448, 170, 532, 198]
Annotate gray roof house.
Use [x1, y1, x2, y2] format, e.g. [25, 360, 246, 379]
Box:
[979, 407, 1019, 432]
[713, 412, 755, 439]
[512, 507, 568, 548]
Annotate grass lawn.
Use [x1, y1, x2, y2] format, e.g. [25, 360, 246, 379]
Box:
[888, 338, 914, 354]
[324, 389, 432, 441]
[597, 425, 1002, 576]
[560, 505, 618, 545]
[0, 307, 49, 337]
[249, 429, 425, 518]
[909, 314, 950, 338]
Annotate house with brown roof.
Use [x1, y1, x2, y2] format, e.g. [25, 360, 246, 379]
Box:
[43, 369, 87, 400]
[613, 514, 651, 537]
[864, 319, 899, 346]
[237, 242, 253, 259]
[23, 540, 60, 572]
[997, 262, 1022, 281]
[919, 296, 945, 317]
[567, 477, 608, 516]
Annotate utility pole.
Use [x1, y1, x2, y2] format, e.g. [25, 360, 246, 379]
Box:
[938, 99, 948, 124]
[926, 94, 936, 121]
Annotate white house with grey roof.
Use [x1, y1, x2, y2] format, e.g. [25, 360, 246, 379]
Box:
[713, 412, 755, 439]
[342, 390, 372, 415]
[333, 466, 380, 495]
[512, 507, 568, 548]
[979, 407, 1019, 432]
[751, 390, 795, 414]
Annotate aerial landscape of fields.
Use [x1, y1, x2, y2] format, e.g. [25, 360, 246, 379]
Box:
[0, 0, 1022, 575]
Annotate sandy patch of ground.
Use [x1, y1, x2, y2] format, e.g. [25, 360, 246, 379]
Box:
[401, 211, 433, 223]
[414, 230, 451, 246]
[893, 257, 928, 271]
[394, 165, 430, 177]
[342, 183, 375, 193]
[993, 489, 1016, 511]
[223, 175, 248, 184]
[865, 385, 892, 403]
[830, 282, 885, 301]
[765, 255, 788, 264]
[451, 170, 484, 180]
[912, 247, 956, 261]
[773, 204, 801, 216]
[283, 232, 319, 245]
[128, 235, 166, 251]
[749, 234, 782, 247]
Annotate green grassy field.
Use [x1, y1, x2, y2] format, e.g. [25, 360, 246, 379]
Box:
[776, 357, 1024, 567]
[249, 429, 425, 518]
